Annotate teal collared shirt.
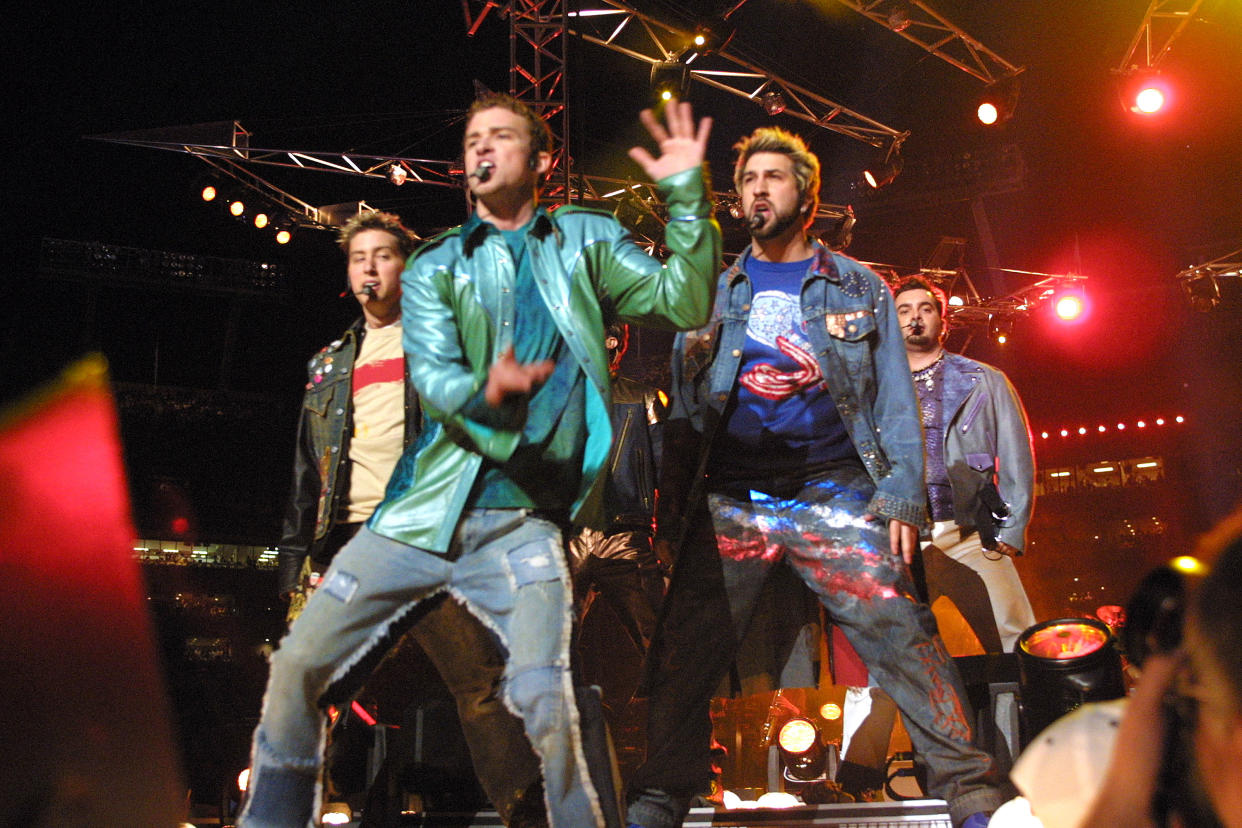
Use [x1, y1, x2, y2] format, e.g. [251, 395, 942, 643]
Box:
[472, 219, 587, 510]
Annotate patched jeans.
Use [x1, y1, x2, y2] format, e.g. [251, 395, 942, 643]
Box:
[628, 467, 1005, 828]
[239, 509, 607, 828]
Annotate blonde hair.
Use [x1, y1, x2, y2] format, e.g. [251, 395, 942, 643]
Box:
[732, 127, 821, 221]
[337, 211, 419, 259]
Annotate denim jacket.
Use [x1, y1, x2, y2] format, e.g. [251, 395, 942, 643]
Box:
[939, 352, 1035, 551]
[658, 241, 928, 540]
[276, 319, 420, 594]
[368, 167, 721, 553]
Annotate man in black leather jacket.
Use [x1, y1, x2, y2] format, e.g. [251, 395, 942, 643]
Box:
[568, 323, 666, 657]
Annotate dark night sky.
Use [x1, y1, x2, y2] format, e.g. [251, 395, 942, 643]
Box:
[7, 1, 1242, 521]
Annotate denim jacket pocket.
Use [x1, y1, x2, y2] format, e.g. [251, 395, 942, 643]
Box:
[822, 309, 876, 383]
[304, 375, 347, 418]
[823, 308, 876, 342]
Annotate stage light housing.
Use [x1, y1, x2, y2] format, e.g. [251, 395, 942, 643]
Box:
[650, 59, 691, 104]
[253, 212, 270, 230]
[200, 184, 218, 202]
[1119, 69, 1169, 115]
[1182, 271, 1221, 312]
[388, 161, 409, 186]
[228, 199, 246, 218]
[776, 717, 829, 782]
[762, 89, 787, 116]
[863, 140, 904, 189]
[272, 215, 297, 245]
[976, 75, 1020, 126]
[1016, 617, 1126, 743]
[1050, 283, 1087, 322]
[688, 20, 734, 56]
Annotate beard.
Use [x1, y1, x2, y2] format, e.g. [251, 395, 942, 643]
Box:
[749, 202, 804, 241]
[904, 328, 942, 352]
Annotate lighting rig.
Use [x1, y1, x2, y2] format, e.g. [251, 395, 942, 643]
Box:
[875, 258, 1088, 348]
[1114, 0, 1206, 115]
[567, 1, 908, 149]
[92, 0, 1019, 247]
[1174, 246, 1242, 311]
[823, 0, 1025, 126]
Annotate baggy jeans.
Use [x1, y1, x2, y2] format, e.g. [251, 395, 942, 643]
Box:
[238, 509, 607, 828]
[627, 468, 1004, 827]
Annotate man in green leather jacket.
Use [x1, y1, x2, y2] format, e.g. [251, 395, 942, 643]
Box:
[239, 93, 720, 828]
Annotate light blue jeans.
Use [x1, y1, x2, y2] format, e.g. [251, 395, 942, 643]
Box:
[239, 510, 606, 828]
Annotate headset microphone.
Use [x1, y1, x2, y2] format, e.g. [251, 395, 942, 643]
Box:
[469, 161, 495, 182]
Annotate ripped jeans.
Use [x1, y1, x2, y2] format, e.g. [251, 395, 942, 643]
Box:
[239, 509, 605, 828]
[629, 468, 1005, 828]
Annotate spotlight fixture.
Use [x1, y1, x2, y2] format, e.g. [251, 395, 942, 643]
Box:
[253, 212, 270, 230]
[976, 75, 1020, 126]
[275, 228, 293, 245]
[1119, 69, 1168, 115]
[688, 20, 735, 56]
[228, 199, 246, 218]
[200, 184, 218, 202]
[761, 89, 787, 116]
[863, 140, 904, 189]
[886, 2, 913, 33]
[388, 161, 410, 186]
[1052, 286, 1086, 321]
[650, 58, 691, 104]
[776, 717, 831, 785]
[1181, 271, 1221, 312]
[990, 316, 1013, 344]
[1016, 617, 1126, 743]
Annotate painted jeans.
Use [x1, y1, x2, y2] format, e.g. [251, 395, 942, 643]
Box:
[628, 466, 1004, 827]
[238, 510, 607, 828]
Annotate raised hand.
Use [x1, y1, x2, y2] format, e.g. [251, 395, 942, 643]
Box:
[627, 99, 712, 182]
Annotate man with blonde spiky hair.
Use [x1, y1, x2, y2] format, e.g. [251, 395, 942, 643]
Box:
[627, 126, 1006, 828]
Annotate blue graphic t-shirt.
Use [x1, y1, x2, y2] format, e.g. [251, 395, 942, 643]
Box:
[712, 255, 856, 482]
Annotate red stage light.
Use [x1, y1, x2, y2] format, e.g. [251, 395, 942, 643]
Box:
[1133, 85, 1165, 114]
[1121, 70, 1170, 116]
[1054, 294, 1085, 321]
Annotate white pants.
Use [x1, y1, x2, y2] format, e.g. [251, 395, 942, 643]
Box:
[924, 520, 1036, 653]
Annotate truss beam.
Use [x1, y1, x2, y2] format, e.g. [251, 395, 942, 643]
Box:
[1116, 0, 1205, 72]
[833, 0, 1023, 85]
[569, 1, 906, 147]
[507, 0, 572, 200]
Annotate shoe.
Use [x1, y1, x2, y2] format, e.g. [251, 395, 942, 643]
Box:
[959, 812, 992, 828]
